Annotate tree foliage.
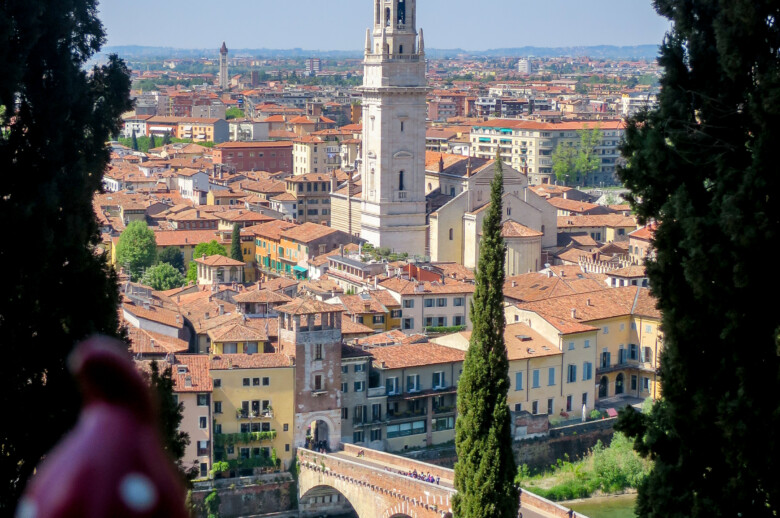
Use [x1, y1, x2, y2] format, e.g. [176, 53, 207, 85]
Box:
[187, 240, 228, 281]
[454, 155, 518, 518]
[230, 223, 243, 261]
[615, 2, 780, 517]
[158, 246, 185, 273]
[141, 262, 186, 291]
[146, 361, 197, 485]
[116, 220, 157, 281]
[225, 107, 244, 120]
[552, 124, 601, 186]
[0, 0, 132, 511]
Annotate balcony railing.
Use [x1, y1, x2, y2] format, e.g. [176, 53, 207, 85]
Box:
[368, 386, 386, 398]
[213, 431, 277, 448]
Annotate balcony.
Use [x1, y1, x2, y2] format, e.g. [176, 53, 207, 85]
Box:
[596, 360, 656, 375]
[213, 431, 277, 448]
[367, 386, 386, 398]
[236, 409, 274, 419]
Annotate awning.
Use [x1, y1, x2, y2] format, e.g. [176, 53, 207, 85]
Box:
[293, 266, 308, 273]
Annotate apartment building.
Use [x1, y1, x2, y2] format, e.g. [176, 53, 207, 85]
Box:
[470, 119, 625, 186]
[170, 355, 213, 478]
[377, 277, 475, 334]
[213, 141, 293, 174]
[284, 173, 333, 224]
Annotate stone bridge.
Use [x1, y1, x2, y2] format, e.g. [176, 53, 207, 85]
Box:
[297, 444, 586, 518]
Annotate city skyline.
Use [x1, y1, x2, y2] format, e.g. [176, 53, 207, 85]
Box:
[98, 0, 670, 51]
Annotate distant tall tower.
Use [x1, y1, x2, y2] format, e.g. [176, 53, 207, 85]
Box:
[219, 41, 229, 90]
[359, 0, 428, 256]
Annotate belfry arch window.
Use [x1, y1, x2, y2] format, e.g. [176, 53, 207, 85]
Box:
[399, 170, 405, 191]
[385, 7, 391, 26]
[397, 0, 406, 25]
[375, 0, 380, 24]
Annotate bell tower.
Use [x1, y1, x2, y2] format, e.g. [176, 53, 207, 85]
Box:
[359, 0, 428, 256]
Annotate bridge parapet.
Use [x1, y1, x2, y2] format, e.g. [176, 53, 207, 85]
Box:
[342, 443, 454, 484]
[298, 448, 454, 518]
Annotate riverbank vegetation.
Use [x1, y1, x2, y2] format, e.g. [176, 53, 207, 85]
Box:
[515, 432, 651, 501]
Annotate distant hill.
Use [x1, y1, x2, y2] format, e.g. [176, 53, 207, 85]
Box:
[101, 45, 660, 61]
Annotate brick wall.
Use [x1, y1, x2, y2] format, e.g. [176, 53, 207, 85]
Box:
[343, 443, 454, 483]
[191, 475, 295, 518]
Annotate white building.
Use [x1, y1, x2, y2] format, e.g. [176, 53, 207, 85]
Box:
[358, 0, 429, 256]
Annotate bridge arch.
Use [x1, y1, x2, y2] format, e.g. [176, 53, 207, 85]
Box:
[299, 484, 358, 518]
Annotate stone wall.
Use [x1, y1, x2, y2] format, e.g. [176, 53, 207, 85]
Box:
[191, 473, 296, 518]
[514, 424, 615, 472]
[343, 443, 454, 482]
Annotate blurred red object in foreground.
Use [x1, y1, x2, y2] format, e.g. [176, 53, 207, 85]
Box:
[16, 336, 188, 518]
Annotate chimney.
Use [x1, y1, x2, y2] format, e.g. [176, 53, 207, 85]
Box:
[185, 376, 192, 387]
[195, 210, 200, 218]
[150, 339, 157, 348]
[438, 154, 444, 173]
[205, 312, 210, 320]
[547, 270, 553, 278]
[511, 281, 517, 287]
[571, 308, 577, 319]
[560, 270, 565, 278]
[219, 304, 225, 316]
[202, 254, 207, 260]
[175, 314, 181, 325]
[364, 302, 371, 312]
[586, 298, 592, 306]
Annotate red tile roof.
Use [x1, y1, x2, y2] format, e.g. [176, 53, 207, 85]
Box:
[210, 353, 292, 370]
[370, 342, 465, 369]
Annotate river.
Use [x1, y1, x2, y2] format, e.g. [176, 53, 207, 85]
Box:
[565, 494, 637, 518]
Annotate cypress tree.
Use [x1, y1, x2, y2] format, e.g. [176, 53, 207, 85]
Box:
[0, 0, 132, 511]
[616, 1, 780, 517]
[150, 133, 157, 149]
[131, 129, 139, 151]
[453, 154, 517, 518]
[230, 223, 243, 261]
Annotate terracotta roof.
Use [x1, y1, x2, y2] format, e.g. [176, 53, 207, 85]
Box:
[608, 265, 647, 278]
[504, 271, 606, 303]
[172, 355, 212, 393]
[281, 222, 339, 243]
[216, 141, 293, 149]
[123, 302, 184, 329]
[558, 214, 638, 229]
[232, 289, 292, 304]
[261, 277, 299, 292]
[629, 222, 658, 241]
[271, 192, 298, 202]
[504, 323, 562, 361]
[127, 327, 189, 355]
[245, 220, 298, 240]
[340, 315, 375, 336]
[546, 197, 600, 213]
[354, 329, 409, 347]
[210, 353, 292, 370]
[276, 297, 342, 315]
[207, 321, 269, 342]
[154, 230, 221, 247]
[336, 294, 387, 315]
[378, 277, 475, 296]
[370, 342, 465, 369]
[500, 221, 544, 238]
[194, 255, 245, 267]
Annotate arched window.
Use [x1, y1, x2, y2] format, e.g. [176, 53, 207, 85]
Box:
[399, 45, 404, 54]
[507, 206, 511, 216]
[375, 0, 380, 24]
[385, 7, 391, 26]
[399, 170, 405, 191]
[449, 228, 454, 241]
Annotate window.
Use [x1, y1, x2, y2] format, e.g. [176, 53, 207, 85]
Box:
[437, 298, 447, 307]
[531, 400, 538, 414]
[432, 417, 455, 432]
[432, 371, 446, 389]
[547, 398, 554, 415]
[262, 377, 270, 386]
[391, 309, 402, 318]
[341, 382, 348, 393]
[566, 395, 573, 412]
[354, 405, 366, 424]
[453, 315, 463, 326]
[568, 341, 575, 350]
[214, 423, 222, 434]
[370, 428, 382, 441]
[197, 394, 209, 406]
[584, 339, 590, 349]
[373, 315, 385, 324]
[353, 431, 364, 443]
[642, 377, 650, 391]
[371, 403, 382, 421]
[342, 366, 349, 374]
[406, 374, 420, 392]
[213, 378, 221, 388]
[399, 170, 405, 191]
[354, 364, 365, 372]
[223, 343, 237, 354]
[341, 407, 349, 419]
[583, 362, 593, 381]
[548, 367, 556, 386]
[314, 375, 322, 391]
[567, 365, 577, 383]
[285, 444, 290, 452]
[385, 377, 399, 395]
[424, 298, 434, 308]
[631, 375, 638, 391]
[283, 423, 289, 431]
[453, 297, 464, 307]
[200, 462, 208, 477]
[515, 372, 523, 391]
[214, 401, 222, 414]
[603, 326, 609, 334]
[354, 381, 365, 392]
[532, 369, 540, 388]
[631, 322, 638, 330]
[242, 378, 250, 387]
[315, 344, 323, 360]
[403, 318, 414, 330]
[252, 378, 260, 386]
[646, 324, 653, 333]
[199, 416, 207, 429]
[403, 299, 414, 308]
[629, 344, 638, 360]
[245, 342, 258, 354]
[642, 347, 653, 363]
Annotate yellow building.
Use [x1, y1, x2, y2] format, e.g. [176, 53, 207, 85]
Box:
[207, 321, 271, 355]
[509, 286, 663, 404]
[557, 214, 639, 244]
[210, 354, 296, 475]
[326, 291, 402, 332]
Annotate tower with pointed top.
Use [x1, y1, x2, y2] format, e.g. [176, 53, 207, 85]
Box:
[359, 0, 428, 256]
[219, 42, 229, 90]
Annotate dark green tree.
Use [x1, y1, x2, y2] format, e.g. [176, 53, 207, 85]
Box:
[161, 131, 171, 146]
[186, 240, 228, 281]
[131, 130, 139, 151]
[141, 262, 186, 291]
[615, 2, 780, 517]
[158, 246, 185, 273]
[0, 1, 132, 511]
[116, 220, 157, 281]
[453, 154, 517, 518]
[230, 223, 243, 261]
[146, 361, 198, 484]
[150, 133, 157, 149]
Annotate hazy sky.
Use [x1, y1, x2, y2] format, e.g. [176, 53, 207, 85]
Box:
[98, 0, 670, 51]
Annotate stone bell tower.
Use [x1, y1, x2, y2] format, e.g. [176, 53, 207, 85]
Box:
[359, 0, 429, 256]
[219, 42, 229, 90]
